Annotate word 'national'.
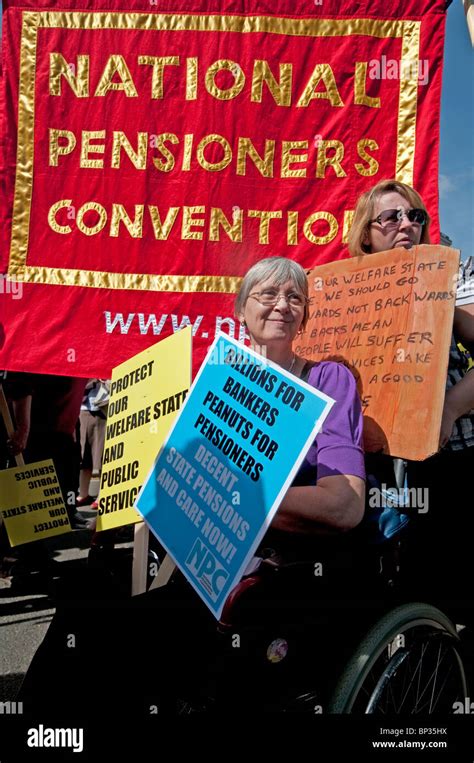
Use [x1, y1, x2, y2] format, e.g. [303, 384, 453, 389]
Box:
[50, 54, 383, 108]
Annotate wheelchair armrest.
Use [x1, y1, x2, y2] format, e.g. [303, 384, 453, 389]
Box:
[218, 575, 263, 631]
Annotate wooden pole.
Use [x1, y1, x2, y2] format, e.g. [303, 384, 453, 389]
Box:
[130, 331, 191, 595]
[131, 522, 177, 594]
[131, 521, 149, 596]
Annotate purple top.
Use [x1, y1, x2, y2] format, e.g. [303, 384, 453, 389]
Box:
[258, 361, 365, 560]
[293, 361, 365, 486]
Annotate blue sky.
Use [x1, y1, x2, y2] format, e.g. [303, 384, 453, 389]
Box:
[439, 2, 474, 260]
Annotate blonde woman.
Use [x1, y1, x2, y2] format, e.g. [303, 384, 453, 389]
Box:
[349, 179, 474, 610]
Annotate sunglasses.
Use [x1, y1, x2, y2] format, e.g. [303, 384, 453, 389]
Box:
[369, 207, 428, 228]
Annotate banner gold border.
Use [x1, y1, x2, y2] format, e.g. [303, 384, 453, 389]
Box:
[18, 265, 242, 293]
[8, 12, 420, 293]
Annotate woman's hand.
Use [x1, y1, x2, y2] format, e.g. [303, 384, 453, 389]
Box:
[439, 401, 457, 448]
[7, 425, 29, 455]
[8, 395, 32, 456]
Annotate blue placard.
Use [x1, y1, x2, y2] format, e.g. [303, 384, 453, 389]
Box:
[136, 333, 334, 618]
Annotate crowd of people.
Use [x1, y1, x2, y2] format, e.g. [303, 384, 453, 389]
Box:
[1, 178, 473, 712]
[1, 178, 473, 584]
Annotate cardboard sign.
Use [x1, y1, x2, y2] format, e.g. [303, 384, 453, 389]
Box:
[136, 333, 334, 619]
[296, 245, 459, 460]
[0, 459, 71, 546]
[96, 327, 192, 531]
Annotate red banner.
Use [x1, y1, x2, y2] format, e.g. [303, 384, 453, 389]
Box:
[0, 1, 447, 377]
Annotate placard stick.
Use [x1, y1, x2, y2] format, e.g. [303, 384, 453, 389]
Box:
[131, 521, 149, 596]
[0, 385, 25, 528]
[148, 553, 176, 591]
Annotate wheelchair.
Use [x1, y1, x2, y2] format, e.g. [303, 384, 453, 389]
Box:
[149, 530, 470, 716]
[85, 451, 472, 717]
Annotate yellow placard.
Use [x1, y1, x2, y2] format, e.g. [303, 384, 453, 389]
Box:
[0, 459, 71, 546]
[96, 327, 192, 531]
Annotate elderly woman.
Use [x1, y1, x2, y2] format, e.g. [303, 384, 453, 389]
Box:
[18, 258, 366, 718]
[235, 256, 365, 554]
[348, 179, 474, 607]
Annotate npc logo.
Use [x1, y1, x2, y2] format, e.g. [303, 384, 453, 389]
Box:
[185, 538, 229, 602]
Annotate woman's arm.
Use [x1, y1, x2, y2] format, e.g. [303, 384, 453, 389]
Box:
[440, 370, 474, 448]
[272, 362, 366, 534]
[439, 302, 474, 447]
[9, 394, 32, 454]
[453, 304, 474, 351]
[271, 474, 365, 534]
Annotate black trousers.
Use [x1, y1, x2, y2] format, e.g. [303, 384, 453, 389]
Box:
[404, 446, 474, 616]
[26, 431, 81, 519]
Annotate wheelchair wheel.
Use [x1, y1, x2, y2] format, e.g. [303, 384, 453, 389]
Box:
[329, 602, 468, 714]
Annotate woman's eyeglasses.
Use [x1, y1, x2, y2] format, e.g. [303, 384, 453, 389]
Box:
[369, 208, 428, 228]
[249, 288, 308, 308]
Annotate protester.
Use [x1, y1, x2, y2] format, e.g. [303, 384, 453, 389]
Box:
[158, 256, 366, 699]
[3, 384, 31, 461]
[0, 380, 32, 573]
[77, 379, 110, 509]
[17, 257, 367, 715]
[4, 373, 89, 529]
[348, 179, 474, 609]
[234, 256, 365, 557]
